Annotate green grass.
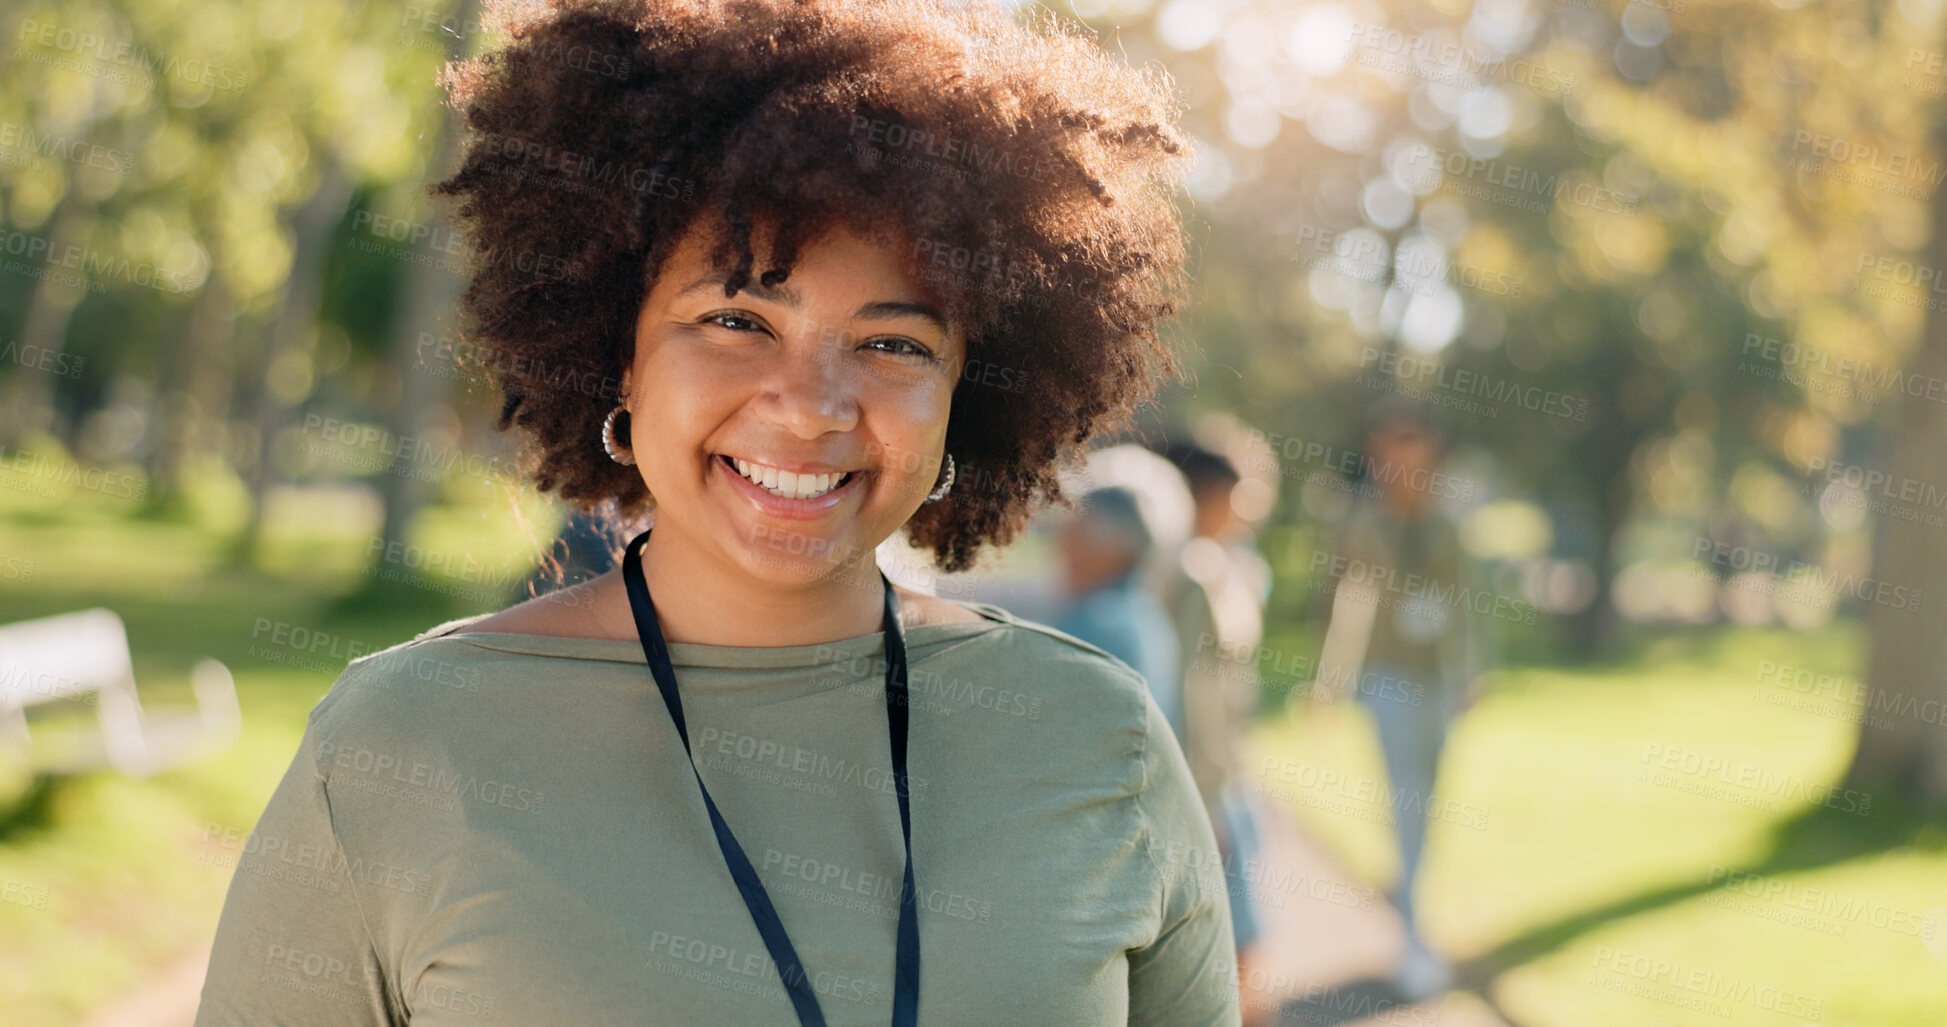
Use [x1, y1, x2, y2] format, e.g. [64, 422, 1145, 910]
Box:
[1252, 624, 1947, 1026]
[0, 446, 564, 1025]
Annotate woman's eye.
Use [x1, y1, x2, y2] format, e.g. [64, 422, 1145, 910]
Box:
[863, 336, 935, 359]
[701, 312, 763, 332]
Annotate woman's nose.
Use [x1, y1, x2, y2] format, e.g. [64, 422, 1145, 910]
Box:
[753, 340, 861, 438]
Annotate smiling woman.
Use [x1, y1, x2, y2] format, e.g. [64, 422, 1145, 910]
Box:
[604, 217, 977, 647]
[195, 0, 1237, 1024]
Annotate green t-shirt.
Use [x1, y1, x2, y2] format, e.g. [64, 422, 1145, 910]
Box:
[194, 600, 1240, 1025]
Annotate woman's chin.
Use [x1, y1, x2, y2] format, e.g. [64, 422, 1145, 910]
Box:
[729, 533, 877, 590]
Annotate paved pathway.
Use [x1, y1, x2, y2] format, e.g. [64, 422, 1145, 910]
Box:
[1240, 796, 1513, 1027]
[80, 947, 206, 1027]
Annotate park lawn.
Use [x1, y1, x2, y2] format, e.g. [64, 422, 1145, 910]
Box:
[0, 670, 322, 1025]
[1250, 624, 1947, 1026]
[0, 454, 562, 1025]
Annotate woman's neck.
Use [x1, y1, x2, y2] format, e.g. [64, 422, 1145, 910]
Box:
[636, 522, 888, 647]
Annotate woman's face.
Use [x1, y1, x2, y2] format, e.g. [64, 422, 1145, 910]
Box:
[624, 217, 964, 586]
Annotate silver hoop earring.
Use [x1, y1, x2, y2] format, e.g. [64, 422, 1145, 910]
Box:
[602, 405, 636, 466]
[923, 452, 955, 504]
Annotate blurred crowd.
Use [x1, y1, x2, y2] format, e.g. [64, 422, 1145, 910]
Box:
[1048, 408, 1483, 1016]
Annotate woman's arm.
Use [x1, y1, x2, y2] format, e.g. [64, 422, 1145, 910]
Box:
[194, 707, 403, 1026]
[1127, 686, 1244, 1027]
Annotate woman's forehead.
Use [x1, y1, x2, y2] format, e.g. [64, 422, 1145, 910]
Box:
[656, 215, 953, 319]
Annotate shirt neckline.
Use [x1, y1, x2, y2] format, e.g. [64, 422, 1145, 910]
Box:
[413, 601, 1017, 669]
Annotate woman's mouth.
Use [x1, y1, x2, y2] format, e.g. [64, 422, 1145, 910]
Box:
[716, 453, 860, 502]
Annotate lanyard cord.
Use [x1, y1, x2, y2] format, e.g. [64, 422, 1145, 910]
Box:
[621, 529, 921, 1026]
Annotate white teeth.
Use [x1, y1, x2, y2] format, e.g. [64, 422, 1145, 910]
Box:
[725, 456, 849, 499]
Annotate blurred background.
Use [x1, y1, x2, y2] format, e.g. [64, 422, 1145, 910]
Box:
[3, 0, 1946, 1023]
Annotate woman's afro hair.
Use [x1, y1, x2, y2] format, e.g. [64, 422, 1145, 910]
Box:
[433, 0, 1193, 573]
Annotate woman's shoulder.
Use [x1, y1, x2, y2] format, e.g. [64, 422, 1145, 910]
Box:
[929, 602, 1157, 722]
[299, 613, 541, 736]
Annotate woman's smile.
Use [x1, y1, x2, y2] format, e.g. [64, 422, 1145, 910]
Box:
[712, 450, 870, 520]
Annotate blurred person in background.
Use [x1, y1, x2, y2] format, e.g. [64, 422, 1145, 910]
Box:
[516, 500, 623, 599]
[1159, 439, 1276, 1026]
[1053, 484, 1184, 735]
[1314, 404, 1482, 1001]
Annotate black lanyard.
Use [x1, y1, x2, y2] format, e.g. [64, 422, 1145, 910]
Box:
[621, 529, 920, 1026]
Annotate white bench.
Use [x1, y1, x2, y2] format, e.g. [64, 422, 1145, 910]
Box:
[0, 607, 240, 777]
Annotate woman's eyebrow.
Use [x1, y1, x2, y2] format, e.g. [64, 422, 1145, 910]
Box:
[676, 275, 949, 335]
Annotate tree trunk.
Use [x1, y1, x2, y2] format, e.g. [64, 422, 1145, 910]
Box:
[146, 250, 237, 511]
[372, 0, 478, 560]
[1564, 340, 1636, 662]
[238, 158, 354, 555]
[0, 187, 91, 450]
[1847, 96, 1947, 806]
